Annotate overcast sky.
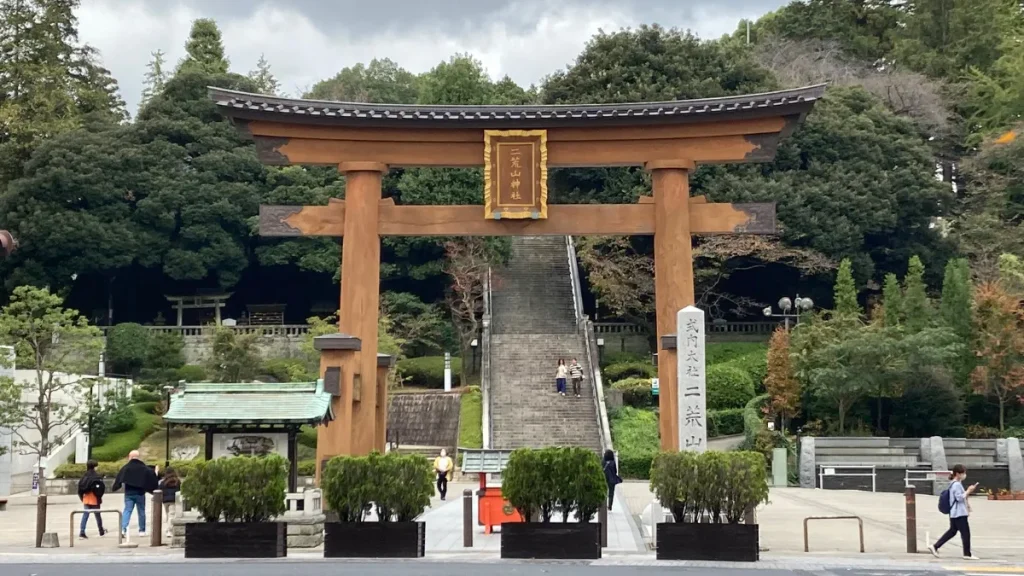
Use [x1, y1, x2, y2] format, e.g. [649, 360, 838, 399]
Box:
[77, 0, 790, 112]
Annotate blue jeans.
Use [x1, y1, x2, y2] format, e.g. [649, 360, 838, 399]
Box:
[556, 378, 566, 393]
[121, 493, 146, 533]
[79, 504, 104, 535]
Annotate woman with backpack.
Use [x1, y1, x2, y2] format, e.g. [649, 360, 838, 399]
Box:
[158, 467, 181, 539]
[928, 464, 980, 560]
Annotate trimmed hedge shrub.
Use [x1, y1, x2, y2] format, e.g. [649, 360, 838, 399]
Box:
[742, 394, 769, 445]
[610, 378, 653, 408]
[298, 425, 318, 449]
[724, 351, 768, 392]
[297, 459, 316, 476]
[650, 450, 769, 523]
[502, 447, 606, 522]
[604, 361, 656, 383]
[706, 365, 756, 410]
[608, 407, 658, 479]
[91, 405, 160, 462]
[397, 356, 463, 389]
[55, 458, 318, 479]
[600, 351, 648, 369]
[177, 364, 208, 383]
[131, 388, 162, 403]
[322, 452, 434, 522]
[709, 408, 744, 437]
[705, 342, 767, 365]
[617, 453, 655, 480]
[261, 358, 314, 382]
[182, 455, 288, 522]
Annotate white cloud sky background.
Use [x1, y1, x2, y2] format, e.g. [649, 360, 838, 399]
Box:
[76, 0, 789, 112]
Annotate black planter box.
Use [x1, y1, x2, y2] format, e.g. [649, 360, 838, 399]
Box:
[656, 523, 759, 562]
[500, 522, 602, 560]
[324, 521, 425, 558]
[184, 522, 287, 559]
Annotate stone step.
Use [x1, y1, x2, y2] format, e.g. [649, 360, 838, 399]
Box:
[817, 447, 920, 457]
[816, 454, 921, 466]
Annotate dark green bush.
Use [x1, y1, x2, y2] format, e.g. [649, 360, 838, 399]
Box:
[610, 378, 654, 408]
[706, 365, 756, 409]
[604, 361, 656, 382]
[298, 426, 318, 449]
[131, 388, 161, 403]
[182, 455, 288, 522]
[261, 358, 314, 382]
[617, 453, 654, 480]
[54, 458, 200, 479]
[743, 394, 770, 445]
[106, 323, 152, 377]
[133, 401, 158, 415]
[600, 351, 648, 369]
[297, 459, 316, 476]
[397, 356, 462, 389]
[709, 408, 744, 437]
[176, 364, 207, 383]
[724, 351, 768, 392]
[502, 447, 605, 523]
[650, 450, 768, 524]
[705, 342, 767, 365]
[322, 455, 374, 522]
[91, 405, 159, 461]
[321, 452, 433, 522]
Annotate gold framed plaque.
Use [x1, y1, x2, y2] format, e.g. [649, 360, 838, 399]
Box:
[483, 129, 548, 219]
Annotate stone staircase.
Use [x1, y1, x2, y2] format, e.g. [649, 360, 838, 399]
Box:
[488, 236, 603, 453]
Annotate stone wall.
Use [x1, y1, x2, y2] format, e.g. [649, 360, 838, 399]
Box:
[387, 392, 462, 449]
[181, 333, 306, 365]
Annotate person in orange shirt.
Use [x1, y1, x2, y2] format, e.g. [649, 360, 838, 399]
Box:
[77, 460, 107, 539]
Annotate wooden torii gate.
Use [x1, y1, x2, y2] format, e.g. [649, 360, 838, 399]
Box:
[210, 84, 825, 471]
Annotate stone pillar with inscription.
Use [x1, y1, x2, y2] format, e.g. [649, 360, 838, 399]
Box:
[676, 306, 707, 452]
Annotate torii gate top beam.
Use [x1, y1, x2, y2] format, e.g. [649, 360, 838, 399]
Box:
[209, 85, 826, 168]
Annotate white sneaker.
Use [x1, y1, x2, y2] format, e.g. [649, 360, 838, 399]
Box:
[927, 544, 939, 558]
[963, 554, 981, 560]
[138, 531, 147, 538]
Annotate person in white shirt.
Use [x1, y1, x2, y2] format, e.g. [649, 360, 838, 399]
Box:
[555, 359, 568, 396]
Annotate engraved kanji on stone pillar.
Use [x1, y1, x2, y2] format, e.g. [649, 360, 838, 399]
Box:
[676, 306, 707, 453]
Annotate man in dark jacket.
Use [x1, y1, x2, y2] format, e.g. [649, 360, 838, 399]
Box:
[77, 460, 107, 539]
[112, 450, 158, 537]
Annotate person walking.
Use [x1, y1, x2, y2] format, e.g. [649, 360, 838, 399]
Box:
[602, 450, 622, 511]
[158, 467, 181, 539]
[555, 359, 568, 396]
[569, 358, 584, 398]
[433, 449, 454, 501]
[77, 460, 107, 539]
[112, 450, 159, 538]
[928, 464, 980, 560]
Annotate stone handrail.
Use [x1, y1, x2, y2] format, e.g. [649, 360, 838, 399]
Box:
[481, 267, 493, 450]
[99, 325, 311, 337]
[593, 320, 782, 335]
[567, 236, 613, 454]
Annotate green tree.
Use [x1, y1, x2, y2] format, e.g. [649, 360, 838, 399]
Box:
[105, 322, 152, 378]
[940, 258, 973, 341]
[902, 255, 931, 333]
[833, 258, 859, 318]
[417, 54, 493, 105]
[743, 0, 901, 61]
[305, 58, 419, 103]
[0, 286, 103, 492]
[177, 18, 229, 75]
[998, 253, 1024, 296]
[882, 273, 902, 327]
[139, 49, 169, 110]
[206, 327, 261, 382]
[248, 53, 280, 95]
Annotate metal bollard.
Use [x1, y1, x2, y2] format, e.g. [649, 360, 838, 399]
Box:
[905, 485, 917, 553]
[151, 490, 162, 547]
[462, 489, 473, 547]
[598, 502, 608, 547]
[35, 494, 47, 548]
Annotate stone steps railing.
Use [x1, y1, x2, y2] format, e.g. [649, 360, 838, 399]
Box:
[99, 325, 311, 338]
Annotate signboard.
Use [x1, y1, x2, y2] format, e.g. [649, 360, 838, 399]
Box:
[676, 306, 707, 453]
[212, 432, 289, 459]
[483, 130, 548, 220]
[651, 378, 659, 397]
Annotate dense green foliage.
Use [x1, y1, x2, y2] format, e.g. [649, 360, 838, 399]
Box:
[396, 356, 463, 389]
[650, 450, 769, 524]
[604, 362, 657, 382]
[501, 447, 606, 523]
[90, 405, 159, 461]
[458, 386, 483, 449]
[181, 455, 288, 522]
[706, 365, 756, 410]
[321, 452, 434, 522]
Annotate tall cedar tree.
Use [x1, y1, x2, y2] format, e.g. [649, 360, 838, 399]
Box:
[902, 256, 931, 333]
[833, 259, 859, 318]
[139, 49, 168, 110]
[882, 273, 902, 327]
[178, 18, 229, 75]
[248, 53, 280, 95]
[764, 327, 800, 430]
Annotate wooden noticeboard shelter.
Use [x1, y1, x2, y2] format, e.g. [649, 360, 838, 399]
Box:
[209, 85, 825, 460]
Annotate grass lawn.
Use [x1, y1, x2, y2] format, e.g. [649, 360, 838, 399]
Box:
[458, 388, 482, 449]
[91, 405, 162, 462]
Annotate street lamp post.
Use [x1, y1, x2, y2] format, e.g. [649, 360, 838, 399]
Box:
[762, 295, 815, 330]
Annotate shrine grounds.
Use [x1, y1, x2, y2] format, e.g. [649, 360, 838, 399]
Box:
[1, 484, 1023, 573]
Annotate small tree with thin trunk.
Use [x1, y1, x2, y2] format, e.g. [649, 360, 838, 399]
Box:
[970, 282, 1024, 430]
[0, 286, 103, 493]
[764, 327, 800, 431]
[443, 238, 502, 385]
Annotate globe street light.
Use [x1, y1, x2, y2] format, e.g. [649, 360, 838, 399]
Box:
[763, 294, 814, 330]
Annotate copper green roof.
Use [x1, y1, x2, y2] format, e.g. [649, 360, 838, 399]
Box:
[164, 381, 333, 426]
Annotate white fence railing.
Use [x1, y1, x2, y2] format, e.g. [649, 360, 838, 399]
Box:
[99, 325, 310, 338]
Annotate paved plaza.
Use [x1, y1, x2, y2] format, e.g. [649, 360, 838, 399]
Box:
[1, 483, 1024, 573]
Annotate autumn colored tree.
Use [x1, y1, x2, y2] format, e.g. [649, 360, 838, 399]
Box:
[443, 238, 503, 385]
[970, 282, 1024, 430]
[764, 327, 800, 430]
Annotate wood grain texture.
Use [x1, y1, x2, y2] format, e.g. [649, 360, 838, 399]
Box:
[258, 201, 777, 237]
[338, 169, 383, 457]
[652, 166, 695, 452]
[375, 364, 389, 453]
[317, 349, 357, 475]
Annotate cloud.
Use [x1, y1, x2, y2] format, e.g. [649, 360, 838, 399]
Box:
[77, 0, 787, 113]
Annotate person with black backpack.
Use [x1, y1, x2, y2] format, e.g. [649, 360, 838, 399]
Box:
[929, 464, 980, 560]
[77, 460, 107, 539]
